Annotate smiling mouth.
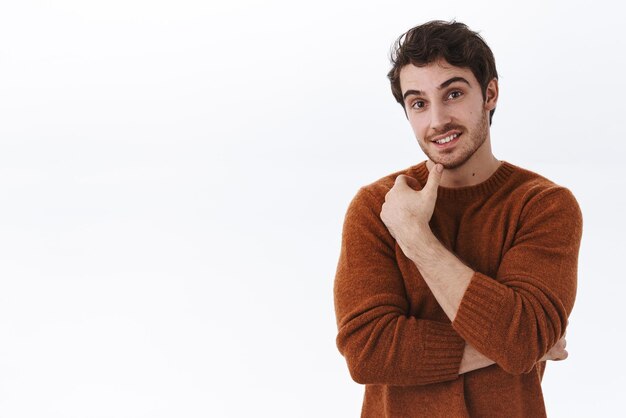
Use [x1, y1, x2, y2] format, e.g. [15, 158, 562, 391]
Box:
[429, 130, 463, 149]
[433, 132, 460, 144]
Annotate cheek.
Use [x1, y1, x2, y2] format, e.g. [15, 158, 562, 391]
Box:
[466, 99, 485, 118]
[408, 116, 427, 140]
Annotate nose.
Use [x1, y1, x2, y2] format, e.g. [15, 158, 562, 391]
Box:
[429, 102, 452, 132]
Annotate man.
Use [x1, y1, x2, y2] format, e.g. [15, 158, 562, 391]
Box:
[333, 20, 582, 417]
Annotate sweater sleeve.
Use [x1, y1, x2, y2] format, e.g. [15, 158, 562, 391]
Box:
[334, 187, 465, 386]
[452, 187, 583, 375]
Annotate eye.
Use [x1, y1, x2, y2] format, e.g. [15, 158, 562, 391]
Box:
[411, 100, 425, 110]
[447, 90, 463, 100]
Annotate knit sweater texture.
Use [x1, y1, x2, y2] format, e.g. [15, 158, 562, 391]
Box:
[333, 160, 583, 418]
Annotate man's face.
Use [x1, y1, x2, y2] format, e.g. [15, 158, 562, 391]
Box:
[399, 59, 497, 169]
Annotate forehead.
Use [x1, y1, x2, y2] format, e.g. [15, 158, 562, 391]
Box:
[399, 59, 477, 95]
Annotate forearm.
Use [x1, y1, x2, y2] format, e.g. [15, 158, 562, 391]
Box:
[451, 272, 569, 374]
[400, 225, 474, 323]
[335, 292, 467, 386]
[459, 343, 496, 374]
[335, 188, 467, 386]
[459, 335, 569, 375]
[399, 225, 569, 375]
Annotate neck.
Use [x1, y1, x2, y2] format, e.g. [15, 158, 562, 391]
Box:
[426, 139, 501, 188]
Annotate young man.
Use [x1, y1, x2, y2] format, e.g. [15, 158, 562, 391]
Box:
[333, 21, 582, 417]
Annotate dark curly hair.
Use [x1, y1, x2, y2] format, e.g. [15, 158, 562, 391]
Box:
[387, 20, 498, 125]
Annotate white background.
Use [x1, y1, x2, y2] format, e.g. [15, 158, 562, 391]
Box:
[0, 1, 623, 417]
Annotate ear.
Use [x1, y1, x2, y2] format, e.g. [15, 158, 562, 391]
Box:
[484, 77, 498, 111]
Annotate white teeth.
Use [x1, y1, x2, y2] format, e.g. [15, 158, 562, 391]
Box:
[435, 133, 459, 144]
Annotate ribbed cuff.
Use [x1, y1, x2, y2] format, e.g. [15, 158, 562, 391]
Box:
[418, 321, 466, 382]
[452, 272, 509, 346]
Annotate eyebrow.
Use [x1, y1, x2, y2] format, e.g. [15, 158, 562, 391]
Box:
[402, 76, 472, 101]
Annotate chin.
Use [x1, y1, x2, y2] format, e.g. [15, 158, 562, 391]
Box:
[440, 160, 466, 170]
[430, 156, 465, 170]
[431, 150, 476, 170]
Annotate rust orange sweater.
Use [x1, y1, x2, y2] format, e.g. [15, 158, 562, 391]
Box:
[334, 161, 583, 417]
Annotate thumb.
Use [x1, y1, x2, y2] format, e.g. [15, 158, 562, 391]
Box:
[424, 163, 443, 195]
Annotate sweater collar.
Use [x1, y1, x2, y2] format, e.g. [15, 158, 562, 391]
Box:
[413, 160, 515, 200]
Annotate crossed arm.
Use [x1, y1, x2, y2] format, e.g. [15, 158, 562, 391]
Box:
[460, 334, 568, 374]
[334, 165, 581, 385]
[398, 220, 568, 375]
[381, 164, 580, 375]
[388, 214, 567, 375]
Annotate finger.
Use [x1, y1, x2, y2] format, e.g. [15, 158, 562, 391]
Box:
[554, 349, 569, 361]
[396, 174, 421, 190]
[423, 163, 444, 195]
[393, 174, 419, 191]
[391, 176, 407, 193]
[393, 174, 407, 186]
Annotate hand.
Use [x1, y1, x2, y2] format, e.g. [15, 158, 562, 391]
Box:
[459, 343, 496, 374]
[380, 164, 444, 244]
[540, 332, 568, 362]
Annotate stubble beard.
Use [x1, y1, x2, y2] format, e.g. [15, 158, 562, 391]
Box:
[419, 108, 489, 170]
